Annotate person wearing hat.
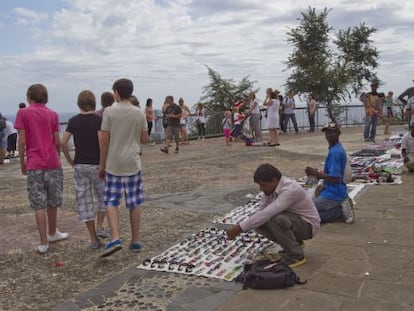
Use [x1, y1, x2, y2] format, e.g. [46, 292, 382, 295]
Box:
[397, 79, 414, 126]
[305, 121, 355, 224]
[361, 81, 382, 142]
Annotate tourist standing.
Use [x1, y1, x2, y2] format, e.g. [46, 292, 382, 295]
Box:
[264, 89, 280, 146]
[222, 110, 232, 146]
[95, 92, 114, 117]
[0, 113, 7, 164]
[360, 81, 381, 142]
[397, 79, 414, 126]
[196, 103, 206, 140]
[161, 96, 182, 154]
[14, 84, 68, 254]
[99, 78, 148, 257]
[384, 91, 395, 135]
[61, 90, 108, 249]
[145, 98, 155, 144]
[5, 119, 18, 158]
[246, 92, 262, 141]
[178, 97, 190, 144]
[307, 94, 317, 132]
[282, 90, 299, 134]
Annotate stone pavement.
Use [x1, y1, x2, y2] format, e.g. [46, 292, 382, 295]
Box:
[54, 125, 414, 311]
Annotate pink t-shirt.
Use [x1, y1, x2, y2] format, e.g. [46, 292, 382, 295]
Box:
[14, 103, 61, 170]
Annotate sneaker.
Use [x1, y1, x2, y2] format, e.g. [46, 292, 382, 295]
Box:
[101, 239, 122, 257]
[36, 244, 49, 254]
[129, 242, 142, 253]
[160, 147, 169, 153]
[341, 197, 355, 224]
[175, 148, 179, 153]
[279, 256, 306, 268]
[89, 237, 104, 250]
[96, 227, 110, 239]
[278, 241, 305, 255]
[47, 230, 69, 243]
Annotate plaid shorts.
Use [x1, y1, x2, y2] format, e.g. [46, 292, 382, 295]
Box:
[74, 164, 105, 222]
[104, 171, 144, 209]
[27, 169, 63, 210]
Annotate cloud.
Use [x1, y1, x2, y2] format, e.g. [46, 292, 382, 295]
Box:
[0, 0, 413, 114]
[13, 7, 48, 25]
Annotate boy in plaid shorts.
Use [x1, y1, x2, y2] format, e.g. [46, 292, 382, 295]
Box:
[14, 84, 69, 254]
[61, 90, 108, 250]
[99, 78, 149, 257]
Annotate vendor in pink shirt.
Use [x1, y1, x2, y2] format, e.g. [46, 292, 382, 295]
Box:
[227, 163, 320, 268]
[14, 84, 68, 254]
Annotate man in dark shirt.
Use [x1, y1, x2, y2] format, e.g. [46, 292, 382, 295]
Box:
[398, 79, 414, 126]
[161, 95, 182, 154]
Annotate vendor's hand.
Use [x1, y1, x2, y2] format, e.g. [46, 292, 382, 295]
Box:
[305, 166, 318, 177]
[226, 224, 242, 240]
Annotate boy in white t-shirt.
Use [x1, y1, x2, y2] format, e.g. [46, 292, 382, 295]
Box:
[99, 78, 149, 257]
[402, 123, 414, 172]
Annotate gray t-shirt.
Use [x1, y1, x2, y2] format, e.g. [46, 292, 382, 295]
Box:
[283, 97, 295, 114]
[101, 101, 148, 176]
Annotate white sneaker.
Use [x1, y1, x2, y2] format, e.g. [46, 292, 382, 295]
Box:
[47, 230, 69, 243]
[37, 245, 49, 254]
[341, 197, 355, 224]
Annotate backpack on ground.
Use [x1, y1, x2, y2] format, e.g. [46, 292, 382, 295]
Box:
[235, 259, 306, 290]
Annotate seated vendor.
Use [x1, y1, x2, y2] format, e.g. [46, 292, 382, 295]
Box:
[402, 123, 414, 172]
[305, 122, 355, 224]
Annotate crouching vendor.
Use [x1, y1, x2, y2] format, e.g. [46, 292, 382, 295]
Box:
[226, 164, 320, 268]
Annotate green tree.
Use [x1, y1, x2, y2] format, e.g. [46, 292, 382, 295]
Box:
[285, 7, 379, 121]
[200, 65, 258, 112]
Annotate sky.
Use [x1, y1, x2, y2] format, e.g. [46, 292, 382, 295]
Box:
[0, 0, 413, 114]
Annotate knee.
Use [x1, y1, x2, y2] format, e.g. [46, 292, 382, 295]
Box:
[270, 214, 291, 230]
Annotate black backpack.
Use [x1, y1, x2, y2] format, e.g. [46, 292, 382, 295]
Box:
[235, 259, 306, 289]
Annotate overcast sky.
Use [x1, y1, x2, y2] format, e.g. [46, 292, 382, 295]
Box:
[1, 0, 413, 114]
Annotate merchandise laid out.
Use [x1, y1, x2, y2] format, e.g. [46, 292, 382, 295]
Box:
[349, 135, 404, 184]
[137, 226, 275, 281]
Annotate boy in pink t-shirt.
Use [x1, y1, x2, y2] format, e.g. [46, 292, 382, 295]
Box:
[14, 84, 69, 254]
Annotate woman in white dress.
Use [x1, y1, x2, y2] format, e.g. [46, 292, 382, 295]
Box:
[264, 88, 280, 146]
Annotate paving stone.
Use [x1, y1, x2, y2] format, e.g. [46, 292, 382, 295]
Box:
[185, 290, 236, 311]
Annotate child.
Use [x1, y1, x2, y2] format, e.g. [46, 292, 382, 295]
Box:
[99, 78, 149, 257]
[61, 90, 108, 250]
[232, 106, 244, 140]
[14, 84, 68, 254]
[222, 110, 232, 146]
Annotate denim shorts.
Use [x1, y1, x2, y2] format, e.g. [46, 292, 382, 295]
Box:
[27, 169, 63, 210]
[104, 171, 144, 209]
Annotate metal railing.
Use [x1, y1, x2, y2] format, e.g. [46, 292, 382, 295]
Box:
[60, 104, 406, 144]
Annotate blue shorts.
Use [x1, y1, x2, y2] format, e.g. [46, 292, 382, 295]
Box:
[104, 171, 144, 209]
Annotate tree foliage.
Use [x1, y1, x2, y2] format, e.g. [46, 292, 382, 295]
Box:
[285, 7, 379, 121]
[200, 65, 258, 112]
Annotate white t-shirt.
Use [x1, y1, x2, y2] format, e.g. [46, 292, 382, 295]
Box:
[5, 120, 17, 136]
[101, 101, 148, 176]
[401, 132, 414, 154]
